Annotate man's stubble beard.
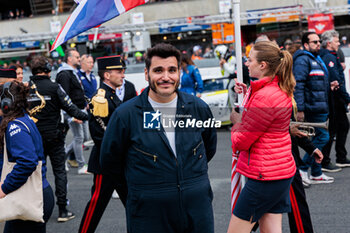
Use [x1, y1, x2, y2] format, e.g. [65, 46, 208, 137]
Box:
[148, 74, 180, 96]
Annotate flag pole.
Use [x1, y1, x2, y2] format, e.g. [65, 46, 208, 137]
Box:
[93, 27, 99, 47]
[230, 0, 246, 214]
[233, 0, 243, 106]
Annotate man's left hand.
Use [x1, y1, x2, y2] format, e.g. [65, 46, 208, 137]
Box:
[330, 81, 339, 91]
[312, 149, 323, 164]
[290, 124, 308, 138]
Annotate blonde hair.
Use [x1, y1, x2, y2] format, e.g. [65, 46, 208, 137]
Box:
[253, 41, 296, 97]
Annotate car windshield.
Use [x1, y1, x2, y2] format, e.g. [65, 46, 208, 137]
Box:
[203, 78, 229, 93]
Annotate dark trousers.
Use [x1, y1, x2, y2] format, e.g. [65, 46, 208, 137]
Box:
[288, 170, 314, 233]
[4, 185, 55, 233]
[322, 99, 349, 165]
[79, 174, 126, 233]
[42, 136, 68, 206]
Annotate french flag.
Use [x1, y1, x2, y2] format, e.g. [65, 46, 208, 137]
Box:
[51, 0, 148, 51]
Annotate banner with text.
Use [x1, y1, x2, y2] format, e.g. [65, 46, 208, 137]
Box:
[308, 13, 334, 34]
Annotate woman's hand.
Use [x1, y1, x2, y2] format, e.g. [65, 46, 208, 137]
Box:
[234, 82, 247, 95]
[230, 109, 242, 125]
[0, 183, 6, 199]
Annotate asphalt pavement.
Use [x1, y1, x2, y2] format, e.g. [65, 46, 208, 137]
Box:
[1, 128, 350, 233]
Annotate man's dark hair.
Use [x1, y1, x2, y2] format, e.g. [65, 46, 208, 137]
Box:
[30, 55, 49, 75]
[145, 43, 181, 72]
[98, 70, 107, 81]
[302, 32, 318, 47]
[64, 48, 78, 63]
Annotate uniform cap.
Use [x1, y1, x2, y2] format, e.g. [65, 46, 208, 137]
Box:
[97, 55, 126, 70]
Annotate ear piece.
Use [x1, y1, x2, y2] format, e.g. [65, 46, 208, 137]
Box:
[0, 82, 14, 114]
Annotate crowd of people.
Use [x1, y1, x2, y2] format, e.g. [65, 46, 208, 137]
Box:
[0, 29, 349, 233]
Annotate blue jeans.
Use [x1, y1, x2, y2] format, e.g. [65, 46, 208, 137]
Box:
[299, 113, 329, 177]
[66, 120, 89, 168]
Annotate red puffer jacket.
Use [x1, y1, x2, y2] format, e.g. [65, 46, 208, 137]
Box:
[231, 76, 296, 181]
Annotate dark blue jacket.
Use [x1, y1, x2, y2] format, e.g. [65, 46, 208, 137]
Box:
[180, 65, 203, 95]
[100, 88, 217, 233]
[293, 49, 329, 114]
[0, 114, 49, 194]
[320, 48, 350, 106]
[78, 69, 97, 99]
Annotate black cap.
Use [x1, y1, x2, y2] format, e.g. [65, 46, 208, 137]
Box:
[97, 55, 126, 71]
[0, 69, 16, 78]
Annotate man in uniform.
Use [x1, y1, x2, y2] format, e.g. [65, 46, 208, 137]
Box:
[100, 43, 217, 233]
[79, 55, 127, 233]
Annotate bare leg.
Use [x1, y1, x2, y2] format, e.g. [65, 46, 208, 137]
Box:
[226, 214, 256, 233]
[259, 213, 282, 233]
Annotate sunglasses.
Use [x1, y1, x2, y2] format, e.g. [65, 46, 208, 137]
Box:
[309, 40, 321, 44]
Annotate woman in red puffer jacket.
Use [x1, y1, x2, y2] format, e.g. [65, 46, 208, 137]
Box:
[227, 41, 296, 233]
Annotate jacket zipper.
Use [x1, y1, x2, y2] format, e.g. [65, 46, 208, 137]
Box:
[248, 147, 251, 166]
[193, 141, 203, 156]
[133, 146, 157, 162]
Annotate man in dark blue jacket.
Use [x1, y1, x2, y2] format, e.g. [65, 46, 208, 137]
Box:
[320, 30, 350, 170]
[100, 43, 217, 233]
[293, 32, 338, 185]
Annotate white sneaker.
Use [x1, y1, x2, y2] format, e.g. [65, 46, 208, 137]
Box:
[83, 140, 95, 147]
[310, 173, 334, 184]
[77, 165, 90, 175]
[299, 169, 311, 186]
[112, 190, 119, 199]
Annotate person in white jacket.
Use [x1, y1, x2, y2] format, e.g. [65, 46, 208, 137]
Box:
[215, 45, 236, 77]
[215, 45, 237, 107]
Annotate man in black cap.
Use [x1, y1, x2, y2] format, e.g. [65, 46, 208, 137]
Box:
[79, 55, 127, 233]
[0, 69, 17, 84]
[28, 55, 88, 222]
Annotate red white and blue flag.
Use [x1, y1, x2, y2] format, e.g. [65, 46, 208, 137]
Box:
[51, 0, 148, 51]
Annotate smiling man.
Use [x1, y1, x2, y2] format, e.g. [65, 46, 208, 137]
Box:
[100, 43, 217, 233]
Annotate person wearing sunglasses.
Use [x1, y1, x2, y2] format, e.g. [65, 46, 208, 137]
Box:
[293, 32, 339, 186]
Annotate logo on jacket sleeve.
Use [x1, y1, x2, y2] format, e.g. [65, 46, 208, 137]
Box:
[9, 123, 21, 137]
[328, 61, 334, 67]
[144, 110, 161, 129]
